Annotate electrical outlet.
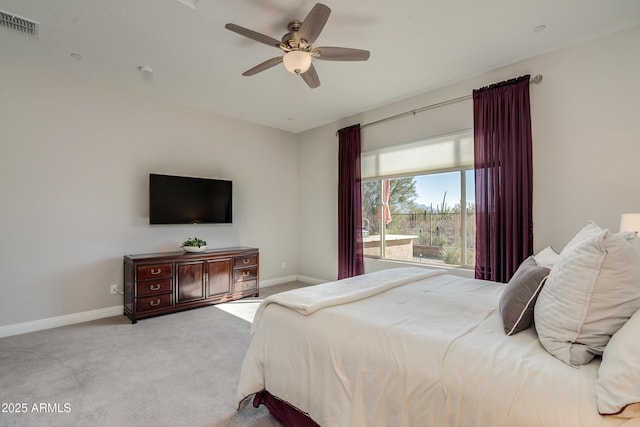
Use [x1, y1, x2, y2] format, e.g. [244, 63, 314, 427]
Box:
[110, 284, 118, 295]
[281, 262, 286, 269]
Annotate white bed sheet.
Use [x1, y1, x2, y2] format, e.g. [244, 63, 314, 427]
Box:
[237, 271, 640, 427]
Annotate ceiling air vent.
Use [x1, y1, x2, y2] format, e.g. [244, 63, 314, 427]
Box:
[0, 10, 39, 37]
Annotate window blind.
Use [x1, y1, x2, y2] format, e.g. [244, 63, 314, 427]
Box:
[361, 130, 473, 179]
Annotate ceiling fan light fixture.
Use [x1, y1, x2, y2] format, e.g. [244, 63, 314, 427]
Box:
[283, 50, 311, 74]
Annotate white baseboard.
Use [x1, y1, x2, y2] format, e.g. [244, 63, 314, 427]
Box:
[260, 274, 327, 287]
[296, 275, 326, 285]
[260, 275, 298, 288]
[1, 275, 329, 339]
[0, 306, 123, 339]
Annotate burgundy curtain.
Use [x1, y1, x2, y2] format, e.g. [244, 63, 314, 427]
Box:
[473, 75, 533, 283]
[337, 124, 364, 279]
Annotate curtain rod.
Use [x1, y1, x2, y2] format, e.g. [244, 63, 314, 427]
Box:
[360, 74, 543, 130]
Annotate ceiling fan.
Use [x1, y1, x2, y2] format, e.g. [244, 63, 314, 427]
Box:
[225, 3, 370, 89]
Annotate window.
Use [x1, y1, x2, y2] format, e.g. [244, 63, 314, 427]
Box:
[361, 130, 475, 268]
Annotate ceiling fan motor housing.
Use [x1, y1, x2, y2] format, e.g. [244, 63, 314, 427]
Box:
[282, 21, 310, 51]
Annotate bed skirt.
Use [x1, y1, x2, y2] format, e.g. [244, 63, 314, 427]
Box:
[253, 390, 320, 427]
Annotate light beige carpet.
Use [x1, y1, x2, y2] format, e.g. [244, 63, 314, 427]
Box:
[0, 282, 309, 427]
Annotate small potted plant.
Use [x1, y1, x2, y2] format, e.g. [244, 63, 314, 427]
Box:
[181, 237, 207, 253]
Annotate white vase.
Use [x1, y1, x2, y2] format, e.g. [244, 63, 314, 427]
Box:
[183, 246, 207, 253]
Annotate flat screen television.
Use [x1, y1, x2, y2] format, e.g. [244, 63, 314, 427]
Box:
[149, 174, 232, 224]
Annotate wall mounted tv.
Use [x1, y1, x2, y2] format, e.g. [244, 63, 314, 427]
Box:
[149, 174, 232, 224]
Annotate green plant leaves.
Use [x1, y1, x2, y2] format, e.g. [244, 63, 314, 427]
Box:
[181, 237, 207, 247]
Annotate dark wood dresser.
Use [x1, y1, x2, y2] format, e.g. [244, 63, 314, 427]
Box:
[123, 246, 259, 323]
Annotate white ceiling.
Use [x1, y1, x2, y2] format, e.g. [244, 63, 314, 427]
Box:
[0, 0, 639, 133]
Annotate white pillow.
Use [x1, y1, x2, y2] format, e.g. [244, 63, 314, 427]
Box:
[596, 308, 640, 417]
[533, 246, 559, 269]
[534, 222, 640, 366]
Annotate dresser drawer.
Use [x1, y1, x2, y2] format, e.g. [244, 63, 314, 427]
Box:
[137, 263, 173, 280]
[234, 254, 258, 268]
[136, 294, 173, 312]
[234, 267, 258, 282]
[234, 280, 258, 294]
[136, 278, 172, 297]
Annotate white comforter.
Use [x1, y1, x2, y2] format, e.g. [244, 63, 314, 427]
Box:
[237, 267, 639, 427]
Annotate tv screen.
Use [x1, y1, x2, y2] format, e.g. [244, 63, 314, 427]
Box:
[149, 174, 232, 224]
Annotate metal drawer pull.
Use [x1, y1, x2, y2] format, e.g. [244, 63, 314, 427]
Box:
[242, 271, 250, 277]
[150, 268, 162, 275]
[150, 284, 161, 291]
[149, 299, 161, 307]
[243, 258, 250, 264]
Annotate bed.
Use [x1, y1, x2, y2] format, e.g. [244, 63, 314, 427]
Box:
[236, 223, 640, 426]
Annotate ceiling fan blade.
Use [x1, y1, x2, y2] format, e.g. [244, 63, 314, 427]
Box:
[225, 23, 282, 49]
[242, 57, 283, 76]
[298, 3, 331, 45]
[301, 63, 320, 89]
[313, 47, 370, 61]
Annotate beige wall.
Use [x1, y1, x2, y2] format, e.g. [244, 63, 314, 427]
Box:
[0, 59, 298, 328]
[2, 25, 639, 330]
[297, 26, 640, 281]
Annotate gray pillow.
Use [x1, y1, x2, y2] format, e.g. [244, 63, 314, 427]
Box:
[499, 256, 550, 335]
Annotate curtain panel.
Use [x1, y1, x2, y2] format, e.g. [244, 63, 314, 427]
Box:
[473, 75, 534, 283]
[337, 124, 364, 279]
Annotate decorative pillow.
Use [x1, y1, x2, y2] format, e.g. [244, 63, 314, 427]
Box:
[499, 256, 550, 335]
[533, 246, 559, 269]
[534, 222, 640, 366]
[596, 308, 640, 417]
